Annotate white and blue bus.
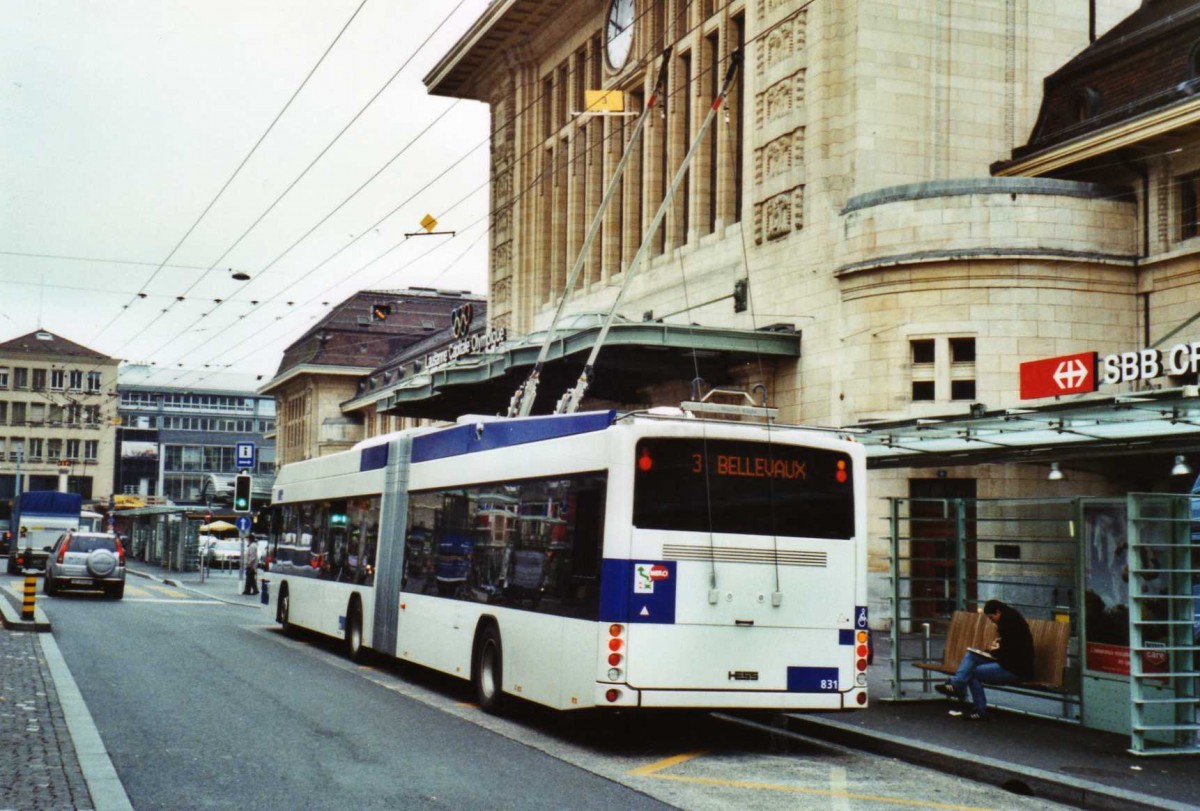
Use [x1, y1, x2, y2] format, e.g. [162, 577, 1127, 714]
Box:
[264, 408, 869, 713]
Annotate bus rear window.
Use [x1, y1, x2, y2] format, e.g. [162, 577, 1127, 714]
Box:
[632, 438, 855, 539]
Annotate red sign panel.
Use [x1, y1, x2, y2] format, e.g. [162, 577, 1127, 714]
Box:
[1019, 351, 1098, 400]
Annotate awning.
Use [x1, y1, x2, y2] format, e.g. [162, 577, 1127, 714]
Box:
[857, 387, 1200, 478]
[379, 320, 801, 420]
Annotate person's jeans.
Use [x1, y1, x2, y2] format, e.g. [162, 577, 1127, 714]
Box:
[949, 651, 1019, 716]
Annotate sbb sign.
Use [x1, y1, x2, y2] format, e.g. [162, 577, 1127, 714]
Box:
[1020, 341, 1200, 399]
[1100, 342, 1200, 384]
[1019, 352, 1097, 399]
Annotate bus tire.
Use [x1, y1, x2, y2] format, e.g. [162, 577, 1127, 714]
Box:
[473, 624, 504, 714]
[278, 585, 294, 636]
[345, 599, 365, 663]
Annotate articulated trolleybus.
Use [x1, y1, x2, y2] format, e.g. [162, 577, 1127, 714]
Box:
[265, 408, 869, 713]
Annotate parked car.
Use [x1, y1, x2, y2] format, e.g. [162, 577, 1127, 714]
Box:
[206, 539, 242, 568]
[43, 532, 126, 599]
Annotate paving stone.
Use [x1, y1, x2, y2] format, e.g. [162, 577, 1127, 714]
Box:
[0, 629, 93, 811]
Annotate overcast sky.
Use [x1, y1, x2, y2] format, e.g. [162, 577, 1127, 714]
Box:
[1, 0, 493, 389]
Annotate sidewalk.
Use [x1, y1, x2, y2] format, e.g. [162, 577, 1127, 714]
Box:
[769, 638, 1200, 811]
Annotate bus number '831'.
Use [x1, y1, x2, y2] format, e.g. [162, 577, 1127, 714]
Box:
[821, 679, 838, 690]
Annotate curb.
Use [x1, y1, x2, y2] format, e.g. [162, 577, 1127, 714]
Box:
[0, 584, 52, 632]
[775, 713, 1195, 811]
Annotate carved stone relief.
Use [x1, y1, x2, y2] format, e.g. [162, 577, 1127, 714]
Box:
[753, 186, 805, 243]
[492, 277, 512, 306]
[756, 129, 805, 183]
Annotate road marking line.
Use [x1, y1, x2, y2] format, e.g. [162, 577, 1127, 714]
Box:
[628, 752, 996, 811]
[627, 751, 706, 776]
[122, 598, 224, 605]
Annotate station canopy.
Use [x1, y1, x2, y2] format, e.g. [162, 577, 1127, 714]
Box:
[376, 315, 801, 420]
[856, 387, 1200, 479]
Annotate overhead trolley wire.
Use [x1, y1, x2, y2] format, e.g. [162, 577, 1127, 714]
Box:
[85, 0, 373, 349]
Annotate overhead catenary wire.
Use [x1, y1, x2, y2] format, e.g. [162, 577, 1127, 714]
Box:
[109, 0, 476, 362]
[16, 0, 1179, 389]
[141, 1, 678, 384]
[84, 0, 374, 349]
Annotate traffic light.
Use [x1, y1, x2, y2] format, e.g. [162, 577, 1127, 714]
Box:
[234, 474, 252, 513]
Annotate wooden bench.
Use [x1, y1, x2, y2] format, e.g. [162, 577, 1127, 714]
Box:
[913, 609, 1069, 691]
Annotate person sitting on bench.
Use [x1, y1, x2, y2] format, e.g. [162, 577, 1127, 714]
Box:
[935, 599, 1034, 721]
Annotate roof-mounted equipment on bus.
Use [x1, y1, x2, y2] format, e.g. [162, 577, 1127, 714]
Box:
[681, 387, 778, 422]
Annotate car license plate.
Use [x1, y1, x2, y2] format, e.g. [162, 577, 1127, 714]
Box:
[71, 578, 94, 585]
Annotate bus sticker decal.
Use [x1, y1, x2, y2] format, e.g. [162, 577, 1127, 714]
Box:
[634, 562, 669, 593]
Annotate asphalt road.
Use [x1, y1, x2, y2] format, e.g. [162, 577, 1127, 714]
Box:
[30, 577, 1071, 811]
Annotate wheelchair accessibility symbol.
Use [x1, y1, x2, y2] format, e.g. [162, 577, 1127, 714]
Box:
[856, 607, 869, 628]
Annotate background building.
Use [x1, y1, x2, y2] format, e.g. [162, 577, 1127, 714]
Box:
[260, 287, 485, 467]
[0, 330, 118, 509]
[115, 366, 276, 506]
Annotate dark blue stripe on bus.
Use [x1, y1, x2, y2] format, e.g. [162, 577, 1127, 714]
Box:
[360, 443, 389, 471]
[411, 411, 617, 463]
[599, 559, 676, 624]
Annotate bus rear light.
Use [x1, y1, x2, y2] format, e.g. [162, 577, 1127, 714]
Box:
[856, 630, 868, 644]
[856, 691, 868, 705]
[609, 624, 623, 637]
[607, 668, 622, 681]
[856, 673, 868, 687]
[605, 688, 621, 703]
[856, 659, 868, 672]
[637, 449, 653, 472]
[856, 644, 869, 658]
[607, 653, 622, 666]
[608, 638, 623, 652]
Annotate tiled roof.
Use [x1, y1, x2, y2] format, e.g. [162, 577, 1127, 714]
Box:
[0, 330, 113, 361]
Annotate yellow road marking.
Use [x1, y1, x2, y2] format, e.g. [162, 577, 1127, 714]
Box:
[627, 750, 707, 776]
[144, 583, 189, 599]
[628, 751, 997, 811]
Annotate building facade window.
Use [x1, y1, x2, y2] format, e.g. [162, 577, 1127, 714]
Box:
[50, 369, 65, 390]
[65, 439, 81, 460]
[13, 367, 28, 389]
[12, 402, 26, 424]
[69, 370, 83, 390]
[911, 336, 977, 403]
[84, 440, 98, 461]
[31, 368, 46, 391]
[87, 371, 102, 393]
[0, 367, 8, 388]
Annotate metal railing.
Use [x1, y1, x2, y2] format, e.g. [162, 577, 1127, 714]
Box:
[1127, 493, 1199, 756]
[887, 497, 1081, 720]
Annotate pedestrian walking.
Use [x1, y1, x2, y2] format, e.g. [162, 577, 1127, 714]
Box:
[243, 539, 259, 595]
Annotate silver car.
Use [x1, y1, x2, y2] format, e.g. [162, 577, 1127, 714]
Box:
[43, 532, 126, 599]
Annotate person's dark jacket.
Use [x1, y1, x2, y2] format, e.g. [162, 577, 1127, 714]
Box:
[992, 605, 1034, 680]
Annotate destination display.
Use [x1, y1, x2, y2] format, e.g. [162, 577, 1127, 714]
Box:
[632, 438, 854, 539]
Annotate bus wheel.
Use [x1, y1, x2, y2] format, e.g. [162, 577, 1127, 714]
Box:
[345, 601, 365, 663]
[278, 586, 294, 636]
[473, 624, 504, 714]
